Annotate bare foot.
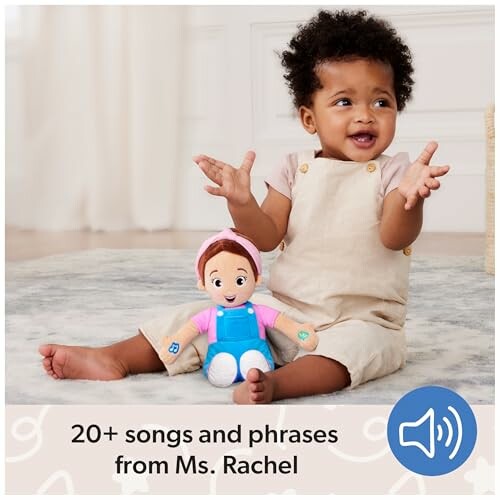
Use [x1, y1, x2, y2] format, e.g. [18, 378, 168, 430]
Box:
[38, 344, 127, 381]
[232, 368, 275, 404]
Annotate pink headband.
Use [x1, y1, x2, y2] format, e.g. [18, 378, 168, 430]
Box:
[195, 228, 262, 280]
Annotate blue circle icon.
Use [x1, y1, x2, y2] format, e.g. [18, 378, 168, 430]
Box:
[387, 386, 477, 476]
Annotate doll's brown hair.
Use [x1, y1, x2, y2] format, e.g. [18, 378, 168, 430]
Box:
[197, 230, 259, 285]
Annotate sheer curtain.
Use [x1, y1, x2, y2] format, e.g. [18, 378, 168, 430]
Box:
[6, 6, 185, 230]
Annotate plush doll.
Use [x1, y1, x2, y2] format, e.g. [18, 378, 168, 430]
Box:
[159, 228, 318, 387]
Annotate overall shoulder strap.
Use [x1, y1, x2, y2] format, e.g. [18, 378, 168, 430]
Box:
[296, 150, 316, 166]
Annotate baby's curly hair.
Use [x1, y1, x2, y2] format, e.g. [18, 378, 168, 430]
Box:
[280, 9, 414, 111]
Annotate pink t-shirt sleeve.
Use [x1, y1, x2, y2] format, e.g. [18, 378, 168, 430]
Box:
[253, 304, 281, 329]
[265, 153, 298, 200]
[190, 307, 212, 334]
[381, 152, 411, 196]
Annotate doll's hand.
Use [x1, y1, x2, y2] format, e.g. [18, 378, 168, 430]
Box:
[295, 323, 318, 351]
[160, 337, 183, 365]
[398, 142, 450, 210]
[193, 151, 255, 206]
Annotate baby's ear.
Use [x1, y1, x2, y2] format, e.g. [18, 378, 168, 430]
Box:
[197, 279, 205, 291]
[256, 275, 263, 286]
[299, 105, 316, 135]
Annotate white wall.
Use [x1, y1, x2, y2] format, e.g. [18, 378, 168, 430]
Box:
[6, 6, 494, 233]
[175, 5, 494, 232]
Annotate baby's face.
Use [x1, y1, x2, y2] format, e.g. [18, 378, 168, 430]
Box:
[300, 58, 397, 162]
[200, 251, 259, 308]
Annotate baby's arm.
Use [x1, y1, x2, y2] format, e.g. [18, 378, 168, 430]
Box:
[380, 142, 450, 250]
[193, 152, 291, 251]
[160, 320, 200, 365]
[274, 313, 318, 351]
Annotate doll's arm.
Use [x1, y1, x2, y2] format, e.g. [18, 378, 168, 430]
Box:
[274, 313, 318, 351]
[160, 320, 200, 365]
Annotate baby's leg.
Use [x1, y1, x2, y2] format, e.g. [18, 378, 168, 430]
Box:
[39, 299, 211, 381]
[232, 355, 350, 404]
[39, 332, 164, 381]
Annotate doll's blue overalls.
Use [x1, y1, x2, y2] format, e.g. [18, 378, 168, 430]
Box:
[202, 301, 274, 387]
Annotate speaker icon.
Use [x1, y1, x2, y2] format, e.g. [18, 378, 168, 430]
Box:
[387, 386, 477, 476]
[399, 406, 462, 460]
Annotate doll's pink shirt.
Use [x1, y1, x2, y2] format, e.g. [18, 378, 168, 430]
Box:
[265, 151, 411, 199]
[191, 303, 280, 344]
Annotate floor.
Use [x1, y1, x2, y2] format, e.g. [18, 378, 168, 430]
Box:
[5, 227, 486, 261]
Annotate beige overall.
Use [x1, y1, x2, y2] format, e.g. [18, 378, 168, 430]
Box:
[140, 151, 410, 387]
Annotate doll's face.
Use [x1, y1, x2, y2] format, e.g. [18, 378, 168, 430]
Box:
[199, 251, 261, 307]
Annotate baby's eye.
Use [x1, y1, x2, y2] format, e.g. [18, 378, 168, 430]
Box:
[235, 276, 247, 287]
[212, 278, 223, 288]
[374, 99, 389, 108]
[334, 98, 351, 107]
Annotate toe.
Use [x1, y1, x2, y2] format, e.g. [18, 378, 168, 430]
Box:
[38, 345, 47, 357]
[250, 382, 264, 393]
[42, 359, 54, 375]
[246, 368, 264, 384]
[250, 391, 265, 403]
[38, 344, 56, 357]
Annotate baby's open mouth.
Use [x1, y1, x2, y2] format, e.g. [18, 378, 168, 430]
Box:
[225, 295, 236, 303]
[351, 133, 374, 142]
[350, 133, 376, 147]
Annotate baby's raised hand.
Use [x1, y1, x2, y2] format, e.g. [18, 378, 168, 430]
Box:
[193, 151, 256, 206]
[398, 142, 450, 210]
[295, 323, 319, 351]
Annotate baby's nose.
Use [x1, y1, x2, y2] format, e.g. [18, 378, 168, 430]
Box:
[355, 106, 375, 123]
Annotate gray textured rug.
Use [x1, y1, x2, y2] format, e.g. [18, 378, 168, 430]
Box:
[5, 249, 494, 405]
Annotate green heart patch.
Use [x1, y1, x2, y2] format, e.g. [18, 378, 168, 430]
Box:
[297, 330, 310, 341]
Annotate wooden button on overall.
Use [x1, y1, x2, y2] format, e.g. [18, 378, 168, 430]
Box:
[299, 163, 309, 173]
[367, 162, 377, 173]
[403, 246, 412, 256]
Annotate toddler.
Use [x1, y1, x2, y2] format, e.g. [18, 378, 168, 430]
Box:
[39, 9, 449, 404]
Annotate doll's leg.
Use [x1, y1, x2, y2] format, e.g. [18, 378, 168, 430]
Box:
[206, 350, 272, 387]
[39, 332, 164, 381]
[206, 353, 238, 387]
[239, 350, 272, 379]
[232, 355, 350, 404]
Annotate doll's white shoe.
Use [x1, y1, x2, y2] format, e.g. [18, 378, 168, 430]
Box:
[239, 350, 272, 381]
[207, 352, 238, 387]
